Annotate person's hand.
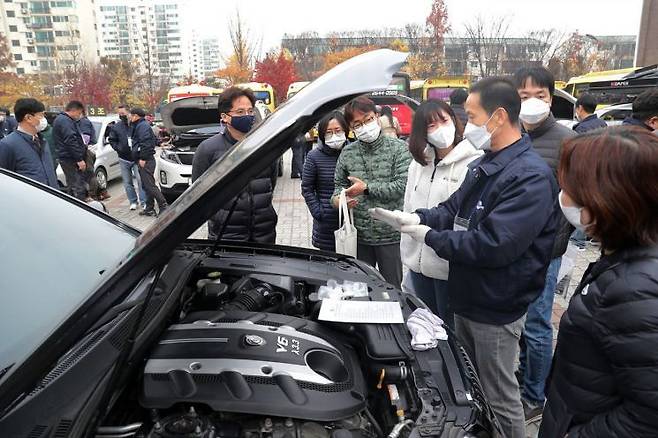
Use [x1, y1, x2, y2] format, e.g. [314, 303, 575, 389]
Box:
[346, 197, 358, 209]
[346, 176, 367, 197]
[139, 159, 146, 168]
[370, 208, 420, 230]
[401, 224, 431, 242]
[77, 160, 86, 171]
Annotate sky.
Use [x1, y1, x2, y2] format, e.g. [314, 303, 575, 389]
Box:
[183, 0, 644, 58]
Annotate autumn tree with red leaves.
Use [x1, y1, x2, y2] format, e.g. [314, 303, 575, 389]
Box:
[254, 51, 298, 104]
[65, 64, 112, 110]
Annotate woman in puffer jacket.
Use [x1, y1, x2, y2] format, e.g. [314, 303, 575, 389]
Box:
[301, 111, 349, 251]
[539, 126, 658, 438]
[401, 100, 482, 328]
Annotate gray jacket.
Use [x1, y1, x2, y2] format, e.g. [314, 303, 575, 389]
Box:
[526, 114, 577, 259]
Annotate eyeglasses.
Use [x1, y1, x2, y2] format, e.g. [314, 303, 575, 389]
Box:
[351, 114, 376, 130]
[228, 109, 255, 117]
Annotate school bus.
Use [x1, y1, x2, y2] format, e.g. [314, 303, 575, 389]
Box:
[410, 80, 425, 102]
[166, 84, 222, 103]
[564, 66, 658, 108]
[237, 82, 276, 113]
[286, 81, 310, 100]
[423, 76, 471, 102]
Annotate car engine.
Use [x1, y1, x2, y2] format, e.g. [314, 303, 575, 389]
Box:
[98, 266, 494, 438]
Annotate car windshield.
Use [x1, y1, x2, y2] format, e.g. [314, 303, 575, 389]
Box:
[0, 174, 137, 379]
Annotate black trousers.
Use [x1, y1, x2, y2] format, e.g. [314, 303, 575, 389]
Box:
[138, 158, 167, 210]
[60, 160, 87, 200]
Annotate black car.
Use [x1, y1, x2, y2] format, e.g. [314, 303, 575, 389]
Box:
[0, 50, 496, 438]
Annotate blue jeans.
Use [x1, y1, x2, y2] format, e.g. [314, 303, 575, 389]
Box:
[119, 158, 146, 205]
[408, 271, 454, 330]
[520, 256, 562, 405]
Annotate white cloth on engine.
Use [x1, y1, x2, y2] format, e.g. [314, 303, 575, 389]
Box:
[406, 308, 448, 351]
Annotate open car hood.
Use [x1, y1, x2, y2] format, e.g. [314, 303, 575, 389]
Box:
[160, 95, 222, 135]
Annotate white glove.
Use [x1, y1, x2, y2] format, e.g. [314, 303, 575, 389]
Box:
[401, 224, 431, 242]
[369, 208, 420, 231]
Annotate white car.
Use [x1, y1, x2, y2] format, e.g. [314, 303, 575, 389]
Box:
[156, 97, 266, 202]
[594, 103, 632, 127]
[56, 116, 122, 190]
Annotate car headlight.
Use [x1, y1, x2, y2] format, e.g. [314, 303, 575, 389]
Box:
[160, 149, 181, 164]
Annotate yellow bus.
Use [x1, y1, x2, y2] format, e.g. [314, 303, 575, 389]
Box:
[286, 81, 310, 100]
[166, 84, 222, 103]
[423, 76, 471, 102]
[563, 68, 637, 98]
[564, 66, 657, 108]
[237, 82, 276, 113]
[410, 80, 424, 102]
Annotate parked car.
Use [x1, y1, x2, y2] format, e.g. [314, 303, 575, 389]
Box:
[594, 102, 632, 127]
[0, 50, 496, 438]
[56, 116, 122, 190]
[156, 99, 267, 202]
[552, 88, 577, 129]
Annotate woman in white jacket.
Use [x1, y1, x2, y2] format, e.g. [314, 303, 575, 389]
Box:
[401, 100, 482, 328]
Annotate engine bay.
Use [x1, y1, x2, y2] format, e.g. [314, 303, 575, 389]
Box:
[99, 254, 495, 438]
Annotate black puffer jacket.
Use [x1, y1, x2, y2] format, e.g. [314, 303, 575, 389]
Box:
[192, 130, 278, 243]
[526, 114, 576, 259]
[130, 117, 157, 161]
[53, 112, 85, 162]
[301, 143, 341, 251]
[539, 245, 658, 438]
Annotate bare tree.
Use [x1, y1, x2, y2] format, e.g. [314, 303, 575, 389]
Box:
[525, 29, 569, 65]
[228, 8, 262, 71]
[463, 15, 512, 77]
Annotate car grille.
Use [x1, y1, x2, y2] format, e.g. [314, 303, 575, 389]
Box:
[176, 152, 194, 165]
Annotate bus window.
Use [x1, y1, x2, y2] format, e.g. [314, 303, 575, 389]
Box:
[253, 91, 272, 106]
[426, 87, 466, 102]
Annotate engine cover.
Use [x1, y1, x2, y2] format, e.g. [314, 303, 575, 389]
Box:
[141, 311, 366, 421]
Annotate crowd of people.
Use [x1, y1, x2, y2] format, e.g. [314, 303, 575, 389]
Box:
[1, 66, 657, 438]
[0, 98, 168, 216]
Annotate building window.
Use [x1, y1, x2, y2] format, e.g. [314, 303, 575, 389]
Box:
[9, 25, 18, 32]
[17, 68, 25, 74]
[7, 10, 15, 16]
[12, 40, 20, 47]
[27, 46, 35, 53]
[14, 53, 22, 60]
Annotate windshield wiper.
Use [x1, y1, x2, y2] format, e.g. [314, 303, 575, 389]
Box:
[0, 364, 14, 380]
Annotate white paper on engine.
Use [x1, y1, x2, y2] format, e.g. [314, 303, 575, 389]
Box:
[318, 300, 404, 324]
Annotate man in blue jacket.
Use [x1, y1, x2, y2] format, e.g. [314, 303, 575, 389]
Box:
[373, 77, 558, 438]
[573, 93, 608, 133]
[53, 100, 87, 200]
[0, 107, 18, 140]
[130, 107, 167, 216]
[0, 98, 58, 188]
[109, 105, 146, 210]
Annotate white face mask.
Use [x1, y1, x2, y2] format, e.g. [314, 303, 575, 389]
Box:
[463, 112, 498, 151]
[427, 122, 455, 149]
[325, 132, 346, 149]
[0, 115, 5, 123]
[558, 191, 589, 232]
[519, 97, 551, 125]
[38, 117, 48, 132]
[354, 119, 381, 144]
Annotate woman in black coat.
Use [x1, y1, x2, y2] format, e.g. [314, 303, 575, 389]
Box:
[301, 111, 349, 251]
[539, 126, 658, 438]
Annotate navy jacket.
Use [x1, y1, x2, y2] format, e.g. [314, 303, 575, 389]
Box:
[573, 114, 607, 133]
[53, 112, 86, 162]
[108, 120, 133, 161]
[0, 116, 18, 139]
[192, 131, 278, 243]
[0, 130, 58, 188]
[301, 143, 341, 251]
[78, 117, 97, 145]
[416, 134, 559, 325]
[540, 245, 658, 438]
[621, 116, 653, 130]
[130, 117, 157, 161]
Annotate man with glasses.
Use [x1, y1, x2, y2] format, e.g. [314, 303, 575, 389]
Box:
[0, 98, 58, 188]
[331, 96, 411, 286]
[192, 87, 278, 243]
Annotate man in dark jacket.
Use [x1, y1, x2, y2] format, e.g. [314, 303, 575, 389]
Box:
[514, 67, 576, 421]
[384, 77, 558, 438]
[449, 88, 468, 128]
[573, 93, 608, 133]
[192, 86, 278, 243]
[53, 100, 87, 200]
[78, 113, 111, 201]
[130, 107, 167, 216]
[0, 98, 58, 188]
[621, 88, 658, 132]
[0, 107, 18, 140]
[109, 105, 146, 210]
